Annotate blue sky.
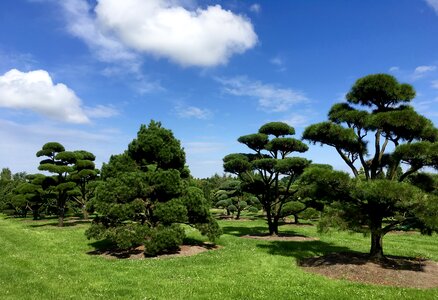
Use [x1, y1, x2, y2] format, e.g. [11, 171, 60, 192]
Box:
[1, 0, 438, 178]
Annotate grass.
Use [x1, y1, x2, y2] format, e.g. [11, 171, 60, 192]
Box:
[1, 215, 438, 299]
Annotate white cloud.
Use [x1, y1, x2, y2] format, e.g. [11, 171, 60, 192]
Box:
[0, 69, 90, 123]
[60, 0, 140, 70]
[84, 105, 119, 118]
[413, 65, 436, 79]
[0, 69, 118, 123]
[59, 0, 257, 67]
[413, 97, 438, 118]
[389, 66, 399, 72]
[270, 57, 283, 66]
[217, 76, 308, 112]
[431, 79, 438, 89]
[250, 4, 261, 13]
[425, 0, 438, 14]
[175, 104, 212, 119]
[282, 114, 309, 128]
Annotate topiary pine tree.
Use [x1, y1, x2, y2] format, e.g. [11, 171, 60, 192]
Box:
[12, 174, 55, 220]
[69, 150, 99, 220]
[36, 142, 77, 227]
[214, 178, 260, 219]
[224, 122, 310, 235]
[86, 120, 221, 256]
[302, 74, 438, 260]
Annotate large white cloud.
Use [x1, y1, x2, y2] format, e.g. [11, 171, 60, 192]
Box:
[61, 0, 257, 67]
[0, 69, 90, 123]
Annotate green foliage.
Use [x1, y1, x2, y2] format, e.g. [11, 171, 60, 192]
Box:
[259, 121, 295, 137]
[87, 120, 220, 255]
[346, 73, 415, 109]
[213, 179, 260, 219]
[303, 74, 438, 258]
[144, 224, 185, 256]
[224, 121, 311, 234]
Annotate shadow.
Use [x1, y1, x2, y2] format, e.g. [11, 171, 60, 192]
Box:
[87, 237, 218, 259]
[87, 239, 144, 259]
[221, 225, 269, 236]
[298, 252, 429, 272]
[29, 219, 91, 227]
[257, 240, 352, 261]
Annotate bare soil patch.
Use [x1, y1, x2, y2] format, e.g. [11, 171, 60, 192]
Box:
[241, 233, 318, 241]
[88, 242, 221, 260]
[299, 252, 438, 288]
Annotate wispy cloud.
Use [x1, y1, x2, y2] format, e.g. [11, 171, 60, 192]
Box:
[413, 97, 438, 117]
[57, 0, 257, 67]
[84, 105, 119, 118]
[175, 104, 212, 120]
[413, 65, 436, 79]
[269, 56, 287, 72]
[389, 66, 400, 72]
[281, 113, 310, 128]
[217, 76, 308, 112]
[431, 79, 438, 89]
[250, 3, 261, 14]
[425, 0, 438, 14]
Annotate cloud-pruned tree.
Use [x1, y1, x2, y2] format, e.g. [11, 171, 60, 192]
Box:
[224, 122, 310, 235]
[214, 178, 260, 219]
[302, 74, 438, 259]
[86, 121, 221, 256]
[36, 142, 78, 227]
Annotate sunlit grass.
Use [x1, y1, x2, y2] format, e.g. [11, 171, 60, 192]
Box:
[0, 215, 437, 299]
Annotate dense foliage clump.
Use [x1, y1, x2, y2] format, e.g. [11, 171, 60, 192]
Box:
[86, 121, 221, 255]
[302, 74, 438, 259]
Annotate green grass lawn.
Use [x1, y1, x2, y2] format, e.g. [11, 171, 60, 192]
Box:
[1, 215, 438, 299]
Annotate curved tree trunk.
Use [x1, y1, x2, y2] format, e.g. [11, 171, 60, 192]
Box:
[293, 214, 299, 224]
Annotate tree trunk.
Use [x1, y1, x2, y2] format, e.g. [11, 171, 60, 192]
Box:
[58, 201, 65, 227]
[82, 205, 89, 220]
[236, 209, 241, 220]
[369, 230, 384, 260]
[294, 214, 299, 224]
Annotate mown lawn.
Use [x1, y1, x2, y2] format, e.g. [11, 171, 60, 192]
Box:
[0, 215, 437, 299]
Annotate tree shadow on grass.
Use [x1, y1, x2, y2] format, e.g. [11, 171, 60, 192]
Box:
[28, 219, 91, 227]
[258, 240, 430, 271]
[257, 240, 351, 261]
[221, 225, 270, 236]
[86, 239, 144, 259]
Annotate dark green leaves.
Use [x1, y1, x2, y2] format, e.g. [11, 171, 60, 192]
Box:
[303, 122, 365, 153]
[346, 73, 415, 110]
[128, 120, 186, 171]
[259, 122, 295, 137]
[238, 133, 268, 152]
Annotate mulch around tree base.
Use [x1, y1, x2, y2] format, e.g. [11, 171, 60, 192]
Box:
[88, 242, 221, 260]
[298, 252, 438, 288]
[241, 233, 318, 241]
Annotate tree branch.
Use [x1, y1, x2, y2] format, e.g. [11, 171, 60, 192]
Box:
[335, 147, 359, 177]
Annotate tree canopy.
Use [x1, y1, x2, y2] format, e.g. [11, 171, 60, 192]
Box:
[224, 122, 311, 234]
[86, 121, 221, 255]
[302, 74, 438, 259]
